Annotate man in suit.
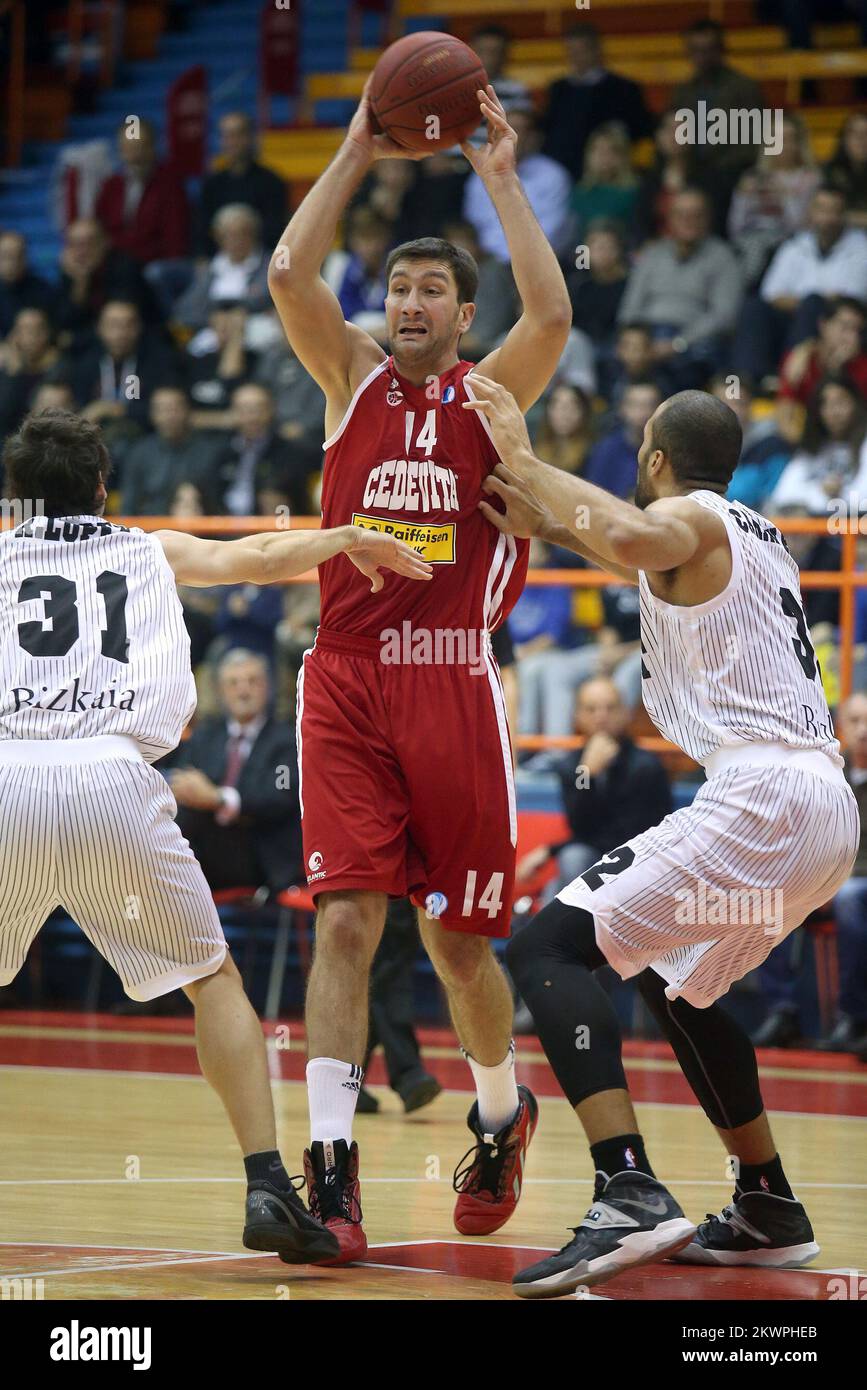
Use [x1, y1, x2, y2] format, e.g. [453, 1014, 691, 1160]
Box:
[168, 648, 302, 893]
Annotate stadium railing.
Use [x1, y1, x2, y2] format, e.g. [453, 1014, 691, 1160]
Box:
[109, 512, 864, 755]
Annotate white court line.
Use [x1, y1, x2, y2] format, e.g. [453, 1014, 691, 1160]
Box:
[1, 1252, 265, 1280]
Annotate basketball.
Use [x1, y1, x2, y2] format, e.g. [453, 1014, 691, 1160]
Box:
[368, 31, 488, 152]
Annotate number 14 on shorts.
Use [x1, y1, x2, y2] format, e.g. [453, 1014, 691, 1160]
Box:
[462, 870, 504, 919]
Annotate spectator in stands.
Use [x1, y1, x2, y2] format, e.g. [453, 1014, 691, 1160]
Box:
[727, 112, 820, 288]
[165, 481, 220, 670]
[54, 218, 158, 349]
[736, 186, 867, 383]
[0, 307, 60, 435]
[671, 19, 764, 217]
[598, 321, 666, 408]
[95, 118, 190, 267]
[570, 124, 639, 242]
[330, 207, 390, 333]
[167, 649, 302, 894]
[823, 111, 867, 231]
[409, 154, 472, 240]
[769, 376, 867, 514]
[509, 538, 576, 738]
[30, 379, 75, 416]
[777, 296, 867, 441]
[468, 25, 530, 114]
[254, 336, 326, 451]
[64, 298, 179, 431]
[542, 22, 652, 181]
[349, 159, 417, 243]
[463, 105, 572, 264]
[212, 584, 284, 672]
[0, 232, 54, 337]
[531, 384, 594, 476]
[617, 189, 743, 392]
[566, 220, 629, 367]
[583, 380, 660, 500]
[441, 219, 518, 359]
[174, 204, 271, 338]
[121, 386, 225, 516]
[712, 375, 791, 510]
[821, 691, 867, 1053]
[216, 382, 308, 518]
[515, 676, 671, 900]
[187, 305, 258, 427]
[634, 110, 707, 245]
[196, 112, 287, 257]
[562, 580, 646, 730]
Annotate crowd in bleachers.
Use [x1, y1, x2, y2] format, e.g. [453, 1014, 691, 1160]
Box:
[2, 13, 867, 1048]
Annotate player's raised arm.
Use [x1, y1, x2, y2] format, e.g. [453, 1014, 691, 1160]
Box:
[154, 526, 432, 591]
[464, 88, 571, 412]
[267, 79, 421, 414]
[464, 374, 708, 574]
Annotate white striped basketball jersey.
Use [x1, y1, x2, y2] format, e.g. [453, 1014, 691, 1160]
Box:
[0, 515, 196, 761]
[638, 490, 842, 767]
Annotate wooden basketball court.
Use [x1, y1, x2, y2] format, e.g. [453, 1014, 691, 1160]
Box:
[1, 1011, 865, 1301]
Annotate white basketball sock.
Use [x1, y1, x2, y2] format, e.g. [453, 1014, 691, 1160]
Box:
[463, 1041, 519, 1135]
[307, 1057, 363, 1145]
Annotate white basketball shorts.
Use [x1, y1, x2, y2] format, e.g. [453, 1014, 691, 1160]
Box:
[557, 745, 859, 1008]
[0, 735, 226, 1001]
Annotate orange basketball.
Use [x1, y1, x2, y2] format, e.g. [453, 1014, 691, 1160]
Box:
[368, 31, 488, 152]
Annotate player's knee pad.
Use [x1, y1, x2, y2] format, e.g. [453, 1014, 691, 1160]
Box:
[506, 898, 605, 990]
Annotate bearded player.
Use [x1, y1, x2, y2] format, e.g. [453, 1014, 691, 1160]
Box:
[268, 82, 571, 1261]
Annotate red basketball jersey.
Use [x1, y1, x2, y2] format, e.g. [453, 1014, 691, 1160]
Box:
[318, 357, 528, 637]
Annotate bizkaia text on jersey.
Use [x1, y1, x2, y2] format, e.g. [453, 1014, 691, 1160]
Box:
[10, 677, 137, 714]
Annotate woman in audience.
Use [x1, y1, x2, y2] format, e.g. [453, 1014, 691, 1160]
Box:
[531, 383, 594, 476]
[824, 111, 867, 231]
[0, 306, 60, 435]
[728, 113, 819, 287]
[634, 110, 697, 244]
[570, 123, 638, 241]
[769, 376, 867, 515]
[567, 220, 628, 350]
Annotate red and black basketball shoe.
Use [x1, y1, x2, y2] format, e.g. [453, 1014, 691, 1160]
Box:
[290, 1139, 367, 1267]
[453, 1085, 538, 1235]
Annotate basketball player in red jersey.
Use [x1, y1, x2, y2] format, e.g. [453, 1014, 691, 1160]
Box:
[268, 82, 571, 1263]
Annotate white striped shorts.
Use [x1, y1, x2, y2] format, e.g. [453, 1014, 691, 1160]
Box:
[0, 736, 226, 1001]
[557, 746, 860, 1008]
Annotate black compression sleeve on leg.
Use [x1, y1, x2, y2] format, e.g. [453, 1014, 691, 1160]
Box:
[635, 969, 764, 1130]
[506, 900, 627, 1108]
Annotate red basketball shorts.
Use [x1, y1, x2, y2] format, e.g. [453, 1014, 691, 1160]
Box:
[296, 628, 517, 937]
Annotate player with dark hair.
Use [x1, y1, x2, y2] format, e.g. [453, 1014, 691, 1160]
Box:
[463, 379, 858, 1297]
[0, 409, 432, 1266]
[267, 83, 571, 1262]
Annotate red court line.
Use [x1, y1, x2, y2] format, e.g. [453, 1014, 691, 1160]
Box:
[0, 1012, 865, 1115]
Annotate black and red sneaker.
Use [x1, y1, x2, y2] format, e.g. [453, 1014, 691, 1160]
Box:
[293, 1139, 368, 1267]
[453, 1085, 538, 1235]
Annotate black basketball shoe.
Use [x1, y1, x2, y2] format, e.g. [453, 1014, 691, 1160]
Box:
[513, 1170, 695, 1299]
[243, 1178, 340, 1265]
[671, 1189, 819, 1267]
